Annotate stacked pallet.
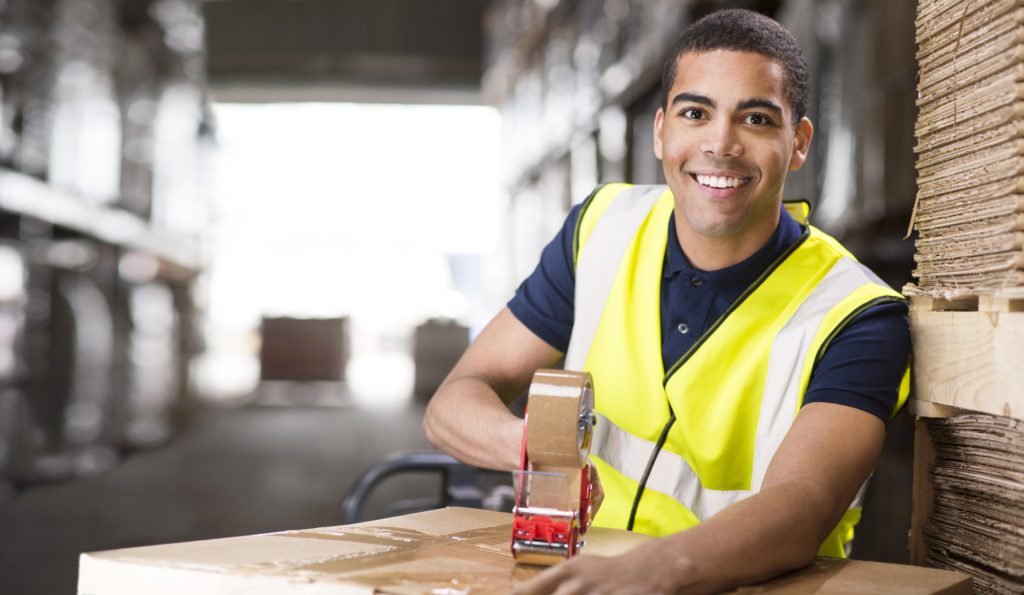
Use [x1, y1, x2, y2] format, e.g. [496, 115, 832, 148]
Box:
[912, 0, 1024, 294]
[922, 415, 1024, 593]
[909, 294, 1024, 594]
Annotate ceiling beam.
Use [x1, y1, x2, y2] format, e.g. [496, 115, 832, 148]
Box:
[202, 0, 485, 102]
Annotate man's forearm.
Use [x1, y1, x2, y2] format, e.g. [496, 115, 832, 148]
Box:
[656, 479, 835, 593]
[660, 407, 875, 592]
[512, 478, 835, 595]
[422, 308, 563, 472]
[423, 375, 524, 471]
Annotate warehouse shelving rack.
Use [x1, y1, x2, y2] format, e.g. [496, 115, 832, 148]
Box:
[0, 0, 208, 488]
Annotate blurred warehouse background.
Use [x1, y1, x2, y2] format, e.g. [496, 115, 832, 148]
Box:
[0, 0, 917, 593]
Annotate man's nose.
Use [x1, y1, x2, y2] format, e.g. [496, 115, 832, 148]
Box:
[699, 121, 743, 158]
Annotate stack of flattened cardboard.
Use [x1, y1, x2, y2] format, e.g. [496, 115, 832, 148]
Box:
[924, 415, 1024, 593]
[912, 0, 1024, 294]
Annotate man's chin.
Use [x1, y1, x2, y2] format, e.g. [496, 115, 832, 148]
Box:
[684, 213, 746, 239]
[694, 224, 744, 239]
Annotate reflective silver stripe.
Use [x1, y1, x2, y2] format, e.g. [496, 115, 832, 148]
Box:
[594, 411, 867, 522]
[565, 185, 666, 370]
[592, 412, 750, 520]
[750, 256, 883, 492]
[851, 475, 869, 509]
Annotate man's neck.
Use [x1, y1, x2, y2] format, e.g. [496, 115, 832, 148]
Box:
[672, 208, 781, 271]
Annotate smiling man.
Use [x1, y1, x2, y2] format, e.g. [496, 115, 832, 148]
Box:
[423, 9, 910, 594]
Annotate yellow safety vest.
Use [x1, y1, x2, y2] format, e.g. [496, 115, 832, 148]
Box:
[564, 184, 910, 558]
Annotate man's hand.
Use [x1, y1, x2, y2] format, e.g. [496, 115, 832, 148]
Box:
[512, 539, 690, 595]
[586, 462, 604, 525]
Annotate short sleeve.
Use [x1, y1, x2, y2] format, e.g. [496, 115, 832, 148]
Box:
[801, 300, 911, 422]
[506, 203, 582, 352]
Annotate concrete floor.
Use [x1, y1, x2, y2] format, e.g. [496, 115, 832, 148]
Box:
[0, 400, 439, 594]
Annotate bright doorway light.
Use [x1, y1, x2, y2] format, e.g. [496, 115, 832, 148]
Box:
[196, 102, 502, 404]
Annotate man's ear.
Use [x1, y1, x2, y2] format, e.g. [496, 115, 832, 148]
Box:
[653, 107, 665, 160]
[788, 117, 813, 171]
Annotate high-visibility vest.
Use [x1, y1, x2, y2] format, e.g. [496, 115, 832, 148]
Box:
[564, 184, 910, 558]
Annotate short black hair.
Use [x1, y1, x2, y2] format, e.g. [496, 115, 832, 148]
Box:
[660, 9, 808, 126]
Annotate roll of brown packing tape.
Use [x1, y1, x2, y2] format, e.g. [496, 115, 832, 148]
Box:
[525, 369, 595, 469]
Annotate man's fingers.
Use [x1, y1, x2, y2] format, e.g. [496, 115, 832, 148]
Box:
[550, 577, 588, 595]
[588, 462, 604, 523]
[512, 563, 567, 595]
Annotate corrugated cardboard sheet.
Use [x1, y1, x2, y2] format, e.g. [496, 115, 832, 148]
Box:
[910, 0, 1024, 295]
[79, 507, 971, 594]
[78, 508, 645, 595]
[923, 414, 1024, 593]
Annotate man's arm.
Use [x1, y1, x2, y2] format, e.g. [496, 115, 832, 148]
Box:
[514, 402, 885, 595]
[423, 307, 564, 471]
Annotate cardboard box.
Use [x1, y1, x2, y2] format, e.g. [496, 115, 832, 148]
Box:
[79, 507, 970, 594]
[259, 317, 349, 382]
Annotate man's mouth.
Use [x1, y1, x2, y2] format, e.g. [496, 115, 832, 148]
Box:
[691, 173, 752, 189]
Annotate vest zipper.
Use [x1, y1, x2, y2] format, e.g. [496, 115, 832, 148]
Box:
[626, 411, 676, 531]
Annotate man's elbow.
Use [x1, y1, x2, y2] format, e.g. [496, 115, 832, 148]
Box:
[422, 398, 445, 451]
[793, 487, 850, 568]
[422, 414, 437, 449]
[768, 481, 844, 570]
[774, 524, 822, 572]
[791, 540, 820, 570]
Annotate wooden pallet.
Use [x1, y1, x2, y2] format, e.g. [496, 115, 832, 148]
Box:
[908, 290, 1024, 568]
[909, 291, 1024, 420]
[907, 399, 975, 566]
[909, 415, 934, 566]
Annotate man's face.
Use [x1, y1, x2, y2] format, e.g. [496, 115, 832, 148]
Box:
[654, 50, 812, 242]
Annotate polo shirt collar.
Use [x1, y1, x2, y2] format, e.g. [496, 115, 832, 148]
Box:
[664, 204, 803, 300]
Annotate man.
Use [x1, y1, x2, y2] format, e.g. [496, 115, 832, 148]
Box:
[423, 9, 910, 594]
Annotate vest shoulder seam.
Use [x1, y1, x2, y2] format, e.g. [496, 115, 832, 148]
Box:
[812, 294, 907, 369]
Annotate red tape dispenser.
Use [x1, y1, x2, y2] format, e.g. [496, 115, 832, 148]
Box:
[511, 369, 595, 566]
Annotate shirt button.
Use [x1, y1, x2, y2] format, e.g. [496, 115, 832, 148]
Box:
[677, 322, 689, 335]
[690, 276, 703, 287]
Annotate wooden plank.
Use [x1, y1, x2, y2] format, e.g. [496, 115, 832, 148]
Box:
[909, 296, 979, 312]
[979, 294, 1024, 312]
[909, 417, 936, 566]
[910, 308, 1024, 420]
[908, 399, 972, 418]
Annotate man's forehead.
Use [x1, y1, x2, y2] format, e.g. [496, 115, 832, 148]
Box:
[669, 50, 788, 108]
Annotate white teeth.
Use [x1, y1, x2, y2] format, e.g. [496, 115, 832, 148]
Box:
[696, 174, 745, 189]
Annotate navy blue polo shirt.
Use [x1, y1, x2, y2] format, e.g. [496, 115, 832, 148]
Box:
[507, 202, 910, 422]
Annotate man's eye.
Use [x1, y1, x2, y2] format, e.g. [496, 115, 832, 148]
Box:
[745, 113, 773, 126]
[681, 108, 704, 120]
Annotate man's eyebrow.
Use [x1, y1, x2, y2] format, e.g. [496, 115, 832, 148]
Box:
[736, 98, 783, 116]
[669, 94, 783, 117]
[670, 92, 714, 108]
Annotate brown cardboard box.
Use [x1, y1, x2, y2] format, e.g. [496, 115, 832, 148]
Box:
[259, 317, 349, 381]
[79, 507, 970, 594]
